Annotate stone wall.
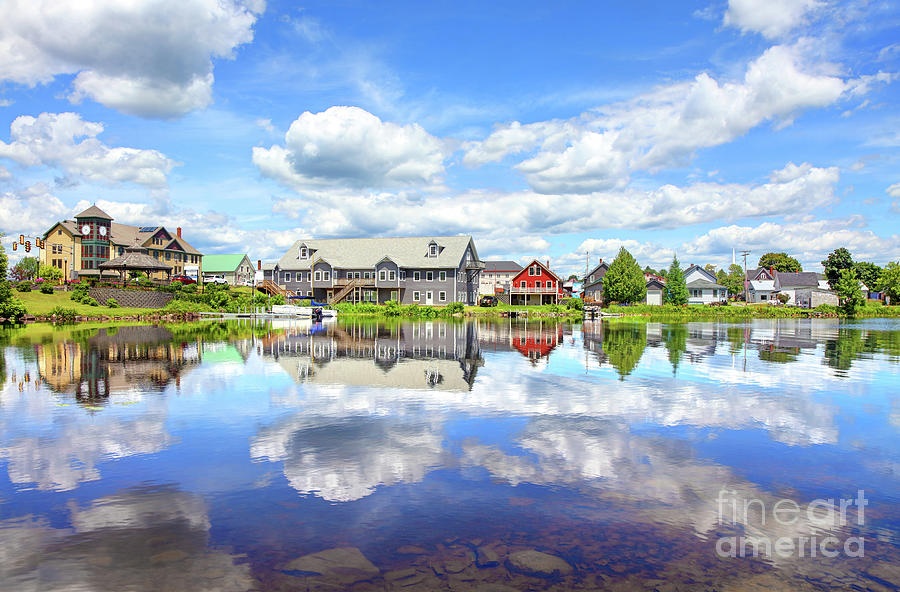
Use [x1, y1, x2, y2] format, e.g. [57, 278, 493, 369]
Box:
[88, 288, 174, 309]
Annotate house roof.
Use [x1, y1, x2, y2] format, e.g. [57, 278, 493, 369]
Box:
[201, 254, 250, 273]
[512, 259, 563, 282]
[75, 204, 113, 220]
[584, 262, 609, 287]
[277, 236, 480, 270]
[44, 220, 201, 255]
[687, 279, 726, 289]
[483, 260, 523, 272]
[775, 272, 820, 288]
[98, 247, 172, 271]
[261, 262, 276, 271]
[746, 267, 774, 281]
[684, 264, 718, 283]
[646, 278, 666, 290]
[750, 280, 776, 291]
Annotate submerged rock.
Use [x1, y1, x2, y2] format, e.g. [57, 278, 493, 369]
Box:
[506, 549, 572, 577]
[284, 547, 379, 584]
[475, 546, 500, 568]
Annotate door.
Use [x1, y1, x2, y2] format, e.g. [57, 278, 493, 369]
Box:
[426, 291, 433, 305]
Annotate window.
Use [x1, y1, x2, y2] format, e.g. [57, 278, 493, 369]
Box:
[520, 281, 526, 288]
[429, 244, 437, 256]
[535, 281, 542, 288]
[314, 271, 321, 281]
[413, 271, 421, 281]
[589, 274, 594, 282]
[299, 246, 307, 259]
[389, 271, 396, 281]
[58, 229, 62, 236]
[413, 291, 420, 301]
[284, 272, 292, 282]
[439, 271, 446, 281]
[426, 271, 433, 281]
[761, 294, 768, 301]
[426, 290, 433, 301]
[439, 291, 446, 302]
[323, 271, 330, 281]
[307, 291, 312, 296]
[391, 291, 398, 301]
[379, 270, 386, 281]
[399, 270, 406, 280]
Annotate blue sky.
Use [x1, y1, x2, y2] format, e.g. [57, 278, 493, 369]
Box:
[0, 0, 898, 275]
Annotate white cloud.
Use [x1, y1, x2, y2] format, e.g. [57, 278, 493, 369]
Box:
[0, 0, 264, 118]
[253, 106, 447, 189]
[464, 43, 854, 194]
[0, 183, 69, 244]
[0, 165, 10, 180]
[887, 182, 900, 198]
[723, 0, 823, 39]
[0, 113, 175, 187]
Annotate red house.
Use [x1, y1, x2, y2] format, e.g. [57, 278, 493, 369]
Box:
[509, 260, 565, 305]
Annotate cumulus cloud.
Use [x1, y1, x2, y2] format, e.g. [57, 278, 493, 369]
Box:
[723, 0, 823, 39]
[0, 113, 175, 187]
[464, 44, 856, 194]
[253, 106, 447, 189]
[0, 183, 69, 243]
[0, 0, 264, 118]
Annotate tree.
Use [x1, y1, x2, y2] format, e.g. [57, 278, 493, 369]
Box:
[719, 264, 745, 299]
[567, 274, 579, 281]
[603, 247, 646, 304]
[10, 256, 39, 281]
[852, 261, 882, 292]
[834, 268, 865, 314]
[38, 264, 63, 284]
[877, 261, 900, 304]
[704, 263, 717, 274]
[822, 248, 854, 289]
[758, 252, 802, 272]
[0, 234, 27, 320]
[664, 256, 688, 305]
[643, 265, 657, 276]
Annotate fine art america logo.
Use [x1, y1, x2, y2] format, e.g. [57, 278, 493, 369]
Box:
[715, 489, 867, 559]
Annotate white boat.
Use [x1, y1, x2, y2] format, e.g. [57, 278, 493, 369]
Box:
[271, 305, 338, 318]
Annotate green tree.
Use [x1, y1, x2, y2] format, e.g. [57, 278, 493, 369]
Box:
[10, 256, 40, 281]
[603, 248, 646, 304]
[643, 265, 657, 276]
[719, 264, 745, 299]
[38, 264, 63, 284]
[758, 252, 802, 272]
[834, 268, 865, 314]
[822, 248, 854, 289]
[664, 256, 688, 305]
[662, 324, 688, 375]
[852, 261, 882, 292]
[0, 235, 27, 320]
[603, 323, 647, 379]
[877, 261, 900, 304]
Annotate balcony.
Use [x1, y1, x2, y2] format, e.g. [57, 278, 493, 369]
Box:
[509, 285, 559, 294]
[333, 278, 376, 287]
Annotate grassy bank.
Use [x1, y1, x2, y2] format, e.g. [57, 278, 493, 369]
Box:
[17, 290, 160, 317]
[602, 303, 900, 319]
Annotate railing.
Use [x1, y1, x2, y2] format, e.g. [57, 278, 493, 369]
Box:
[331, 279, 362, 304]
[509, 286, 560, 294]
[258, 280, 294, 298]
[333, 278, 376, 287]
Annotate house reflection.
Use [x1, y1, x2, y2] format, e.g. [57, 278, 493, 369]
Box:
[262, 321, 483, 391]
[476, 320, 568, 364]
[34, 326, 202, 406]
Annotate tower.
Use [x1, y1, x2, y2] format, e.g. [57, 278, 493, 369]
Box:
[74, 204, 113, 271]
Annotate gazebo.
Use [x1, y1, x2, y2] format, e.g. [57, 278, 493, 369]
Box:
[99, 244, 173, 284]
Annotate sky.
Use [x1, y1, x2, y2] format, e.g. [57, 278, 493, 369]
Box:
[0, 0, 898, 276]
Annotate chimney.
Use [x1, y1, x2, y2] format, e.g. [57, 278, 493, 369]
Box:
[176, 227, 182, 238]
[546, 260, 550, 268]
[770, 266, 774, 277]
[257, 259, 262, 271]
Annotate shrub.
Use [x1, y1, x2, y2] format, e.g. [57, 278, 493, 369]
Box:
[84, 297, 100, 307]
[162, 300, 205, 314]
[49, 306, 77, 323]
[445, 301, 465, 315]
[0, 295, 27, 320]
[16, 281, 32, 292]
[40, 283, 54, 294]
[565, 297, 584, 310]
[181, 283, 197, 293]
[777, 293, 790, 305]
[106, 298, 119, 308]
[270, 294, 286, 306]
[384, 299, 402, 316]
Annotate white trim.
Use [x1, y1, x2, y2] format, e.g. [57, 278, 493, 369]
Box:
[413, 290, 420, 301]
[426, 271, 433, 281]
[439, 291, 446, 302]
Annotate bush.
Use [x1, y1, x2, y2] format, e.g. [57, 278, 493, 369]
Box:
[40, 283, 54, 294]
[181, 283, 197, 293]
[565, 297, 584, 310]
[270, 294, 286, 306]
[384, 299, 402, 316]
[16, 281, 32, 292]
[84, 297, 100, 307]
[0, 295, 27, 320]
[49, 306, 77, 323]
[161, 300, 205, 314]
[106, 298, 119, 308]
[445, 301, 465, 315]
[777, 293, 790, 305]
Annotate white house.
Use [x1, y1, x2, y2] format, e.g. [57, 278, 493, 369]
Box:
[746, 268, 777, 303]
[684, 265, 728, 304]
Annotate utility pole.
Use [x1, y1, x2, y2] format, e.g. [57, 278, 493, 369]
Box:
[740, 250, 751, 304]
[584, 251, 589, 282]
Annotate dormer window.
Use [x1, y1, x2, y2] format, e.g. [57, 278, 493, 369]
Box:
[429, 243, 438, 257]
[299, 246, 308, 259]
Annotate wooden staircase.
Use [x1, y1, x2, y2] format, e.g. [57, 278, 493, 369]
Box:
[259, 280, 294, 298]
[331, 279, 361, 304]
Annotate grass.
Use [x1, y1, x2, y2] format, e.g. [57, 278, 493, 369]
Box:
[17, 289, 168, 317]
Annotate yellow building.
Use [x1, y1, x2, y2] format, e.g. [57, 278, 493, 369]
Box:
[40, 204, 202, 282]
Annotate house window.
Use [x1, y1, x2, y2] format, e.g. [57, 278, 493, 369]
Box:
[284, 272, 292, 282]
[529, 267, 536, 276]
[413, 271, 421, 281]
[58, 229, 62, 236]
[314, 271, 321, 281]
[389, 271, 396, 281]
[379, 270, 386, 281]
[761, 294, 768, 301]
[323, 271, 330, 281]
[439, 291, 446, 302]
[399, 270, 406, 280]
[307, 291, 312, 296]
[426, 271, 433, 281]
[391, 291, 398, 301]
[520, 281, 526, 288]
[439, 271, 446, 281]
[299, 246, 307, 259]
[430, 244, 437, 256]
[535, 281, 542, 288]
[413, 291, 420, 301]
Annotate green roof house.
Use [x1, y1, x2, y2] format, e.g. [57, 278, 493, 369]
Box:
[201, 254, 254, 286]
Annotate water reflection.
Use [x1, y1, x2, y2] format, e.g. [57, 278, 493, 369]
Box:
[0, 319, 897, 591]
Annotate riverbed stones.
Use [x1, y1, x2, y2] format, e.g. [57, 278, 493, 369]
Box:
[475, 545, 500, 568]
[284, 547, 379, 584]
[506, 549, 573, 577]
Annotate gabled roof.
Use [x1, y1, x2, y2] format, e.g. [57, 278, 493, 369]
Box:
[512, 259, 562, 282]
[42, 220, 202, 255]
[775, 271, 819, 288]
[746, 267, 774, 281]
[278, 236, 480, 270]
[646, 278, 666, 290]
[687, 279, 727, 289]
[684, 264, 718, 282]
[584, 262, 609, 287]
[483, 260, 523, 273]
[75, 204, 113, 220]
[202, 254, 250, 273]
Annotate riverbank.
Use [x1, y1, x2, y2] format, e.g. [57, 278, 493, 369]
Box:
[600, 303, 900, 319]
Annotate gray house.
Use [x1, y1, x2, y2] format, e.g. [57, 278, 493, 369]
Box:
[582, 261, 609, 302]
[272, 236, 484, 305]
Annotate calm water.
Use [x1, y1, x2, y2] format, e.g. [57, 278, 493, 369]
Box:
[1, 318, 898, 591]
